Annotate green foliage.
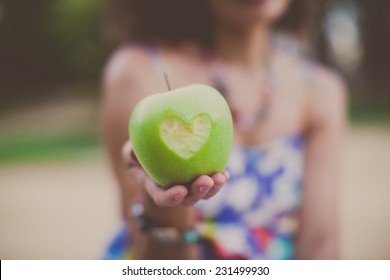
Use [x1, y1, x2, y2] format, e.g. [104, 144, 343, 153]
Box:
[0, 131, 99, 164]
[46, 0, 107, 81]
[349, 102, 390, 125]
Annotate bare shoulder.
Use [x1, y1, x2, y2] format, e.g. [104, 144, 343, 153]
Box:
[103, 46, 161, 99]
[314, 65, 347, 101]
[101, 46, 165, 141]
[308, 64, 348, 128]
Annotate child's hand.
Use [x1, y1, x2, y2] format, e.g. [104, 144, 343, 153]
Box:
[122, 140, 230, 207]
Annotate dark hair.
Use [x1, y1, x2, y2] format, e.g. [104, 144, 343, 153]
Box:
[104, 0, 327, 48]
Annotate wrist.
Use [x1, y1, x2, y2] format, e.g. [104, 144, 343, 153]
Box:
[131, 201, 199, 245]
[144, 193, 196, 230]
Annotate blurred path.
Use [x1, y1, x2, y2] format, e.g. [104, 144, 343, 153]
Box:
[0, 154, 122, 259]
[341, 126, 390, 259]
[1, 126, 390, 259]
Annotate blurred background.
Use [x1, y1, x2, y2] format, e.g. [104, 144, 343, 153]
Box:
[0, 0, 390, 259]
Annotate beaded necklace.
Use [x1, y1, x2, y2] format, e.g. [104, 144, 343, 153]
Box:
[210, 51, 275, 134]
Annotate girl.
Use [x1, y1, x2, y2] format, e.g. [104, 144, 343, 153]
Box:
[102, 0, 346, 259]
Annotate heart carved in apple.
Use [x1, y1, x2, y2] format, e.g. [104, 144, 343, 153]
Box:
[160, 114, 212, 159]
[129, 84, 233, 188]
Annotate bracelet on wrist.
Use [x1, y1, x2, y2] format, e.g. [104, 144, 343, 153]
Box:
[130, 201, 199, 245]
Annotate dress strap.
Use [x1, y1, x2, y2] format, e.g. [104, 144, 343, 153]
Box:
[301, 59, 317, 102]
[209, 58, 226, 95]
[130, 44, 171, 77]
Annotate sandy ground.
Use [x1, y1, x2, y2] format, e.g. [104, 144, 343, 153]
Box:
[1, 126, 390, 259]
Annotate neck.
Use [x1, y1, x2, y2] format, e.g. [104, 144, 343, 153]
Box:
[214, 22, 271, 69]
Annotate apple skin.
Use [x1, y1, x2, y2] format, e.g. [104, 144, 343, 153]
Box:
[129, 84, 233, 188]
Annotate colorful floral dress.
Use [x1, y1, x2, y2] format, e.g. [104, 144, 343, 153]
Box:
[105, 134, 304, 260]
[196, 135, 304, 259]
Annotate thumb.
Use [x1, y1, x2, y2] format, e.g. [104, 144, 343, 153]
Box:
[122, 140, 140, 168]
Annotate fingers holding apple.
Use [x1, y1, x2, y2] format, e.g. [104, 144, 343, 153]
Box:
[202, 172, 229, 200]
[143, 179, 189, 207]
[181, 175, 214, 206]
[122, 141, 139, 167]
[143, 173, 227, 207]
[122, 140, 229, 207]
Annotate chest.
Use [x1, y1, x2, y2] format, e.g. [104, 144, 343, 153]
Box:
[166, 60, 309, 146]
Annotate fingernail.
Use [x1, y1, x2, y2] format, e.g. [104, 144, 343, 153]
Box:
[213, 184, 222, 189]
[199, 186, 209, 193]
[175, 194, 185, 201]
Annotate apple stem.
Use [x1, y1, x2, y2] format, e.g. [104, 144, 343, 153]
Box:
[164, 72, 172, 91]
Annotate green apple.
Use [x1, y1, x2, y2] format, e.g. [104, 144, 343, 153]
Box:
[129, 83, 233, 188]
